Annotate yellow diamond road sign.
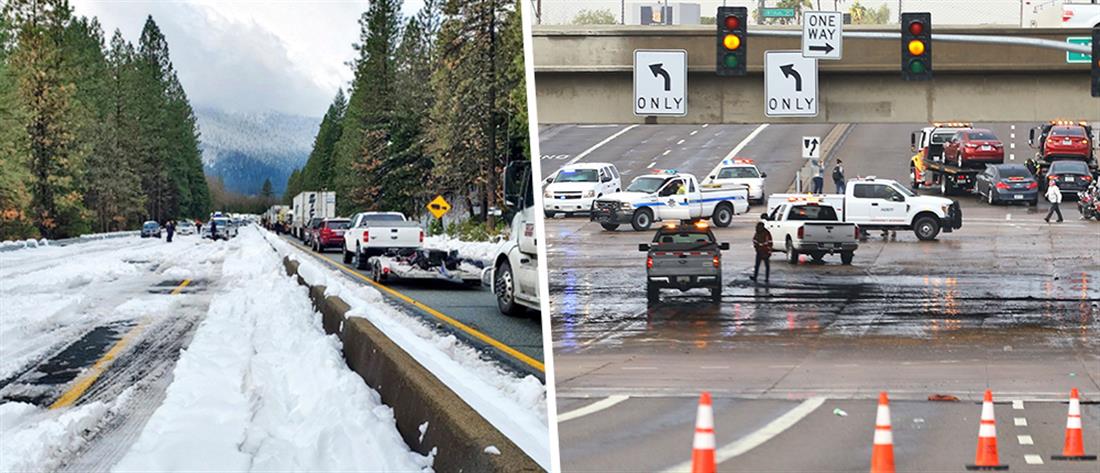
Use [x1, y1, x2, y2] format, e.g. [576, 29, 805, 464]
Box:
[427, 195, 451, 219]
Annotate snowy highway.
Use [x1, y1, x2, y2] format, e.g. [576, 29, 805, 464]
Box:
[0, 227, 549, 472]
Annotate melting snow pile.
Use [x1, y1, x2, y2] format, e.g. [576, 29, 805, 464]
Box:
[113, 228, 431, 472]
[265, 231, 550, 469]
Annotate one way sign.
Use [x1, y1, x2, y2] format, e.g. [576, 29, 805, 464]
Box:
[802, 11, 842, 60]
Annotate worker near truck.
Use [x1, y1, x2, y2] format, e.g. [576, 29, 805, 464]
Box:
[832, 159, 846, 193]
[1045, 179, 1064, 223]
[749, 221, 773, 283]
[811, 159, 825, 194]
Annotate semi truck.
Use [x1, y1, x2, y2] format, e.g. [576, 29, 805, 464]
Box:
[291, 191, 336, 240]
[490, 161, 541, 316]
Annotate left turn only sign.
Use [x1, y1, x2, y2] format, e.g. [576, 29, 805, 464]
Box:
[634, 49, 687, 117]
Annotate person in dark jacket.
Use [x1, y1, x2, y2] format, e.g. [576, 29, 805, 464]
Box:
[209, 218, 218, 240]
[749, 221, 773, 283]
[832, 159, 846, 193]
[165, 220, 175, 243]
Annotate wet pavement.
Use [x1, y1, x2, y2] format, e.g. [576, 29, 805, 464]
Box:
[541, 122, 1100, 472]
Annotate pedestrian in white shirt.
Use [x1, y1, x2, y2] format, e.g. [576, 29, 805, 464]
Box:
[1044, 179, 1063, 223]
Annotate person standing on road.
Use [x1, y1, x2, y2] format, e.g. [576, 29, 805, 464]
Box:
[1044, 179, 1064, 223]
[749, 222, 773, 283]
[165, 220, 175, 242]
[209, 218, 219, 240]
[832, 159, 846, 193]
[811, 159, 825, 194]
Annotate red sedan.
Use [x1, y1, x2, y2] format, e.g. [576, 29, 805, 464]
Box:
[1042, 125, 1091, 161]
[943, 128, 1004, 168]
[310, 218, 351, 252]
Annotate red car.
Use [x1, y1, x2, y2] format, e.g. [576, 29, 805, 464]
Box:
[943, 128, 1004, 168]
[1041, 125, 1091, 161]
[310, 218, 351, 252]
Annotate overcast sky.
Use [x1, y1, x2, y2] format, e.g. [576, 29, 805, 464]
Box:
[72, 1, 426, 117]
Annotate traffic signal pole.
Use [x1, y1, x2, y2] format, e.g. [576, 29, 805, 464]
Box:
[743, 29, 1091, 55]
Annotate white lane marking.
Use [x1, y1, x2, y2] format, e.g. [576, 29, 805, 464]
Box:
[647, 162, 656, 169]
[558, 395, 630, 422]
[702, 123, 709, 128]
[1011, 124, 1016, 130]
[1006, 214, 1012, 221]
[1010, 153, 1015, 160]
[662, 396, 826, 473]
[1017, 435, 1034, 445]
[1024, 454, 1044, 465]
[690, 130, 698, 136]
[707, 124, 770, 179]
[1010, 143, 1016, 149]
[1013, 400, 1024, 410]
[676, 139, 685, 145]
[1010, 133, 1015, 139]
[567, 124, 639, 165]
[622, 366, 658, 370]
[663, 149, 671, 156]
[1014, 417, 1028, 426]
[701, 366, 730, 370]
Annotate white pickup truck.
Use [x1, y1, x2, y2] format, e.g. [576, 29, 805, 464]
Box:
[769, 177, 962, 241]
[764, 200, 859, 265]
[591, 171, 749, 231]
[342, 212, 423, 269]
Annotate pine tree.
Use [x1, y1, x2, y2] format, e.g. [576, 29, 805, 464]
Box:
[6, 0, 91, 238]
[260, 178, 274, 199]
[300, 88, 346, 192]
[0, 6, 35, 239]
[332, 0, 402, 215]
[283, 168, 301, 203]
[101, 29, 147, 229]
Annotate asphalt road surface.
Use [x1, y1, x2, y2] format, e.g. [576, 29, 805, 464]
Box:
[279, 235, 545, 377]
[540, 122, 1100, 472]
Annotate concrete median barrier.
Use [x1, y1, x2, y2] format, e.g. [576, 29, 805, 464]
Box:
[282, 256, 541, 472]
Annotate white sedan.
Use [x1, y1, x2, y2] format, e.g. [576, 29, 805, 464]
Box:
[703, 158, 767, 204]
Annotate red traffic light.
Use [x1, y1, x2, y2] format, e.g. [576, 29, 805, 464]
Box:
[724, 15, 739, 30]
[908, 21, 924, 35]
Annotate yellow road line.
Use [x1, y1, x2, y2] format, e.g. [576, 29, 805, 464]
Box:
[49, 278, 191, 409]
[287, 241, 545, 373]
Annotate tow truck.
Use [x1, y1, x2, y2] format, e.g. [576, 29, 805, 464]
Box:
[639, 221, 729, 303]
[909, 122, 981, 195]
[1027, 120, 1097, 177]
[592, 169, 749, 231]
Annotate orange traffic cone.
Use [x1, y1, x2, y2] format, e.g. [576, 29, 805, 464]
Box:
[691, 392, 716, 473]
[965, 390, 1008, 470]
[871, 392, 895, 473]
[1051, 388, 1097, 461]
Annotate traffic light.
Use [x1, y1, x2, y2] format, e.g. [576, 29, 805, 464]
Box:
[901, 12, 932, 81]
[1091, 26, 1099, 97]
[716, 6, 747, 76]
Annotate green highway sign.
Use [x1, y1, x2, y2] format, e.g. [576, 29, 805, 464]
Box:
[761, 7, 795, 18]
[1066, 37, 1092, 64]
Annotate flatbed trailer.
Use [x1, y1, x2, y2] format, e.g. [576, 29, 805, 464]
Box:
[913, 160, 981, 196]
[366, 249, 484, 286]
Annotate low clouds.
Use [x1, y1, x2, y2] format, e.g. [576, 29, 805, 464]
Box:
[71, 1, 421, 117]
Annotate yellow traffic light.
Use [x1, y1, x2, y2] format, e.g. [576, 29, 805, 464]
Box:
[907, 39, 925, 56]
[723, 34, 741, 50]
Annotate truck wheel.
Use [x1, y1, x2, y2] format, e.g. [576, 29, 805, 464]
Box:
[712, 204, 733, 228]
[913, 216, 941, 241]
[841, 251, 854, 265]
[630, 209, 654, 231]
[544, 211, 555, 219]
[786, 237, 799, 264]
[600, 223, 620, 231]
[355, 246, 368, 270]
[494, 260, 524, 316]
[343, 248, 353, 264]
[646, 282, 659, 304]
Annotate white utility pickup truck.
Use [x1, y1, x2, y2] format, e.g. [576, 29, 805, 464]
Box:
[769, 177, 962, 241]
[591, 170, 749, 231]
[343, 212, 423, 269]
[764, 199, 859, 265]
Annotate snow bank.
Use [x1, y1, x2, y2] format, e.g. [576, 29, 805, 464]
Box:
[265, 231, 550, 469]
[423, 235, 505, 264]
[114, 228, 430, 472]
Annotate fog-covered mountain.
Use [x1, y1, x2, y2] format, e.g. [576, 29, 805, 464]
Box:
[196, 108, 319, 196]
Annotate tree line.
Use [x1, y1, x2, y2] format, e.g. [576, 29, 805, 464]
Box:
[283, 0, 529, 229]
[0, 0, 208, 240]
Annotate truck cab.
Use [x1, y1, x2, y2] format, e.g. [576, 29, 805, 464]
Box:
[639, 222, 729, 303]
[492, 161, 541, 316]
[591, 170, 749, 231]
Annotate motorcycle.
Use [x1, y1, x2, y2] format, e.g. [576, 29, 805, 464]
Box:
[1078, 189, 1100, 220]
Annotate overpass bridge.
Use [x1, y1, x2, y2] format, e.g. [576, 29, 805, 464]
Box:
[533, 26, 1100, 124]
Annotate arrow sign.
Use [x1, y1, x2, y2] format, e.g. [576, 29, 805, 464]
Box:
[780, 64, 802, 92]
[808, 43, 834, 54]
[649, 63, 671, 91]
[802, 136, 821, 159]
[802, 11, 843, 60]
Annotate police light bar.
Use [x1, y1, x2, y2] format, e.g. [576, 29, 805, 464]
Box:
[931, 122, 972, 128]
[650, 168, 679, 175]
[1049, 119, 1088, 126]
[733, 158, 755, 164]
[786, 195, 822, 203]
[694, 221, 710, 229]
